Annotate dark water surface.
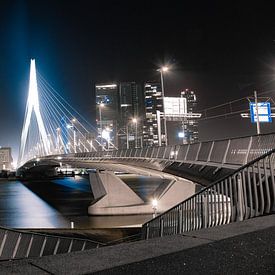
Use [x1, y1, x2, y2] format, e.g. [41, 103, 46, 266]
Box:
[0, 175, 156, 229]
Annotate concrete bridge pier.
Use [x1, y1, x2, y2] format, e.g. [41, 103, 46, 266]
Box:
[88, 169, 198, 216]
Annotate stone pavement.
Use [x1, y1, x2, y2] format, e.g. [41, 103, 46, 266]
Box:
[0, 215, 274, 274]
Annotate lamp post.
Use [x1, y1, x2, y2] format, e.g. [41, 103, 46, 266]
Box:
[152, 198, 158, 218]
[132, 118, 138, 148]
[99, 103, 104, 149]
[157, 66, 169, 146]
[126, 123, 129, 149]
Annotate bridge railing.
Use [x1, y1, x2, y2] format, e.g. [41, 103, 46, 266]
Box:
[0, 227, 103, 261]
[141, 148, 275, 240]
[72, 132, 275, 168]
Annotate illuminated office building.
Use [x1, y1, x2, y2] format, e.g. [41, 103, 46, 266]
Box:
[180, 89, 199, 144]
[95, 84, 119, 149]
[118, 82, 144, 149]
[0, 147, 13, 171]
[143, 82, 165, 147]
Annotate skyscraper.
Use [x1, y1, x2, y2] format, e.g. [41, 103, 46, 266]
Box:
[143, 82, 165, 147]
[95, 84, 119, 149]
[118, 82, 144, 149]
[180, 89, 199, 144]
[0, 147, 13, 171]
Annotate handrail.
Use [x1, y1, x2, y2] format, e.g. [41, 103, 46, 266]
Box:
[0, 226, 104, 261]
[28, 132, 275, 168]
[142, 148, 275, 239]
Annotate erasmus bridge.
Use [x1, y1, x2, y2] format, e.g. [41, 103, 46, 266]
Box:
[1, 59, 273, 263]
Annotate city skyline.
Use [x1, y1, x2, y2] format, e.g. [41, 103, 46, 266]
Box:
[0, 1, 275, 161]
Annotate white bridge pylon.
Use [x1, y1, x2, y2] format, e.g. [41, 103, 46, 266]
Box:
[18, 59, 50, 167]
[17, 59, 115, 167]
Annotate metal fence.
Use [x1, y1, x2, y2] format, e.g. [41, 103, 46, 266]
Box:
[69, 133, 275, 168]
[0, 227, 103, 261]
[141, 148, 275, 239]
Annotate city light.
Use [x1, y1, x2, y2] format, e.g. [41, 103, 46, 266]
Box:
[157, 66, 169, 73]
[102, 129, 111, 140]
[152, 199, 158, 208]
[132, 118, 137, 123]
[178, 132, 185, 138]
[152, 198, 158, 217]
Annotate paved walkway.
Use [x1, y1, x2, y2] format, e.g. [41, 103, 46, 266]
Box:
[0, 215, 274, 274]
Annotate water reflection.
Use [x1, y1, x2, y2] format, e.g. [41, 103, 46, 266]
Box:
[0, 175, 158, 229]
[0, 180, 69, 228]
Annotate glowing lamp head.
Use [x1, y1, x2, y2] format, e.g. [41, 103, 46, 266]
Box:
[99, 103, 104, 108]
[152, 199, 158, 209]
[161, 66, 169, 72]
[102, 129, 110, 140]
[132, 118, 137, 123]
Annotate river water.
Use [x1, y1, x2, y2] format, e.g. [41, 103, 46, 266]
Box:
[0, 175, 160, 229]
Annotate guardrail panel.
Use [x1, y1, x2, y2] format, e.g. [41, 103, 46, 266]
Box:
[151, 147, 158, 158]
[28, 235, 45, 258]
[225, 137, 251, 165]
[157, 147, 165, 158]
[197, 142, 212, 162]
[164, 146, 173, 159]
[176, 145, 188, 161]
[146, 147, 153, 158]
[186, 143, 200, 161]
[247, 134, 275, 163]
[1, 231, 20, 260]
[209, 140, 228, 163]
[15, 234, 32, 259]
[42, 237, 59, 256]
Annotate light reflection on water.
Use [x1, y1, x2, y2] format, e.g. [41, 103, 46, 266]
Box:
[0, 180, 69, 228]
[0, 175, 158, 229]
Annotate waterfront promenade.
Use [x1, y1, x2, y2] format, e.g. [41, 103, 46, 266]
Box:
[0, 214, 274, 274]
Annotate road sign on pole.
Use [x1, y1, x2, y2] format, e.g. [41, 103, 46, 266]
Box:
[249, 102, 272, 123]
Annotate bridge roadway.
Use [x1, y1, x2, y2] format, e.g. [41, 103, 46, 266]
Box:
[0, 214, 274, 274]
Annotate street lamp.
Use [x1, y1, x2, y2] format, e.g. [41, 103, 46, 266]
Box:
[152, 198, 158, 218]
[157, 66, 169, 146]
[132, 118, 138, 148]
[98, 103, 104, 149]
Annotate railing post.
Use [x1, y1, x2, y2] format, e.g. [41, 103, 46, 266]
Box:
[184, 144, 190, 161]
[146, 223, 149, 240]
[160, 218, 164, 237]
[237, 174, 244, 221]
[195, 142, 202, 161]
[207, 141, 215, 163]
[178, 205, 182, 234]
[222, 139, 231, 164]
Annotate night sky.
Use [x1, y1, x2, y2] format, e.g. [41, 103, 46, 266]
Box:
[0, 0, 275, 161]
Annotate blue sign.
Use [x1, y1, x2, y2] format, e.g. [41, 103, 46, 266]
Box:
[250, 102, 272, 123]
